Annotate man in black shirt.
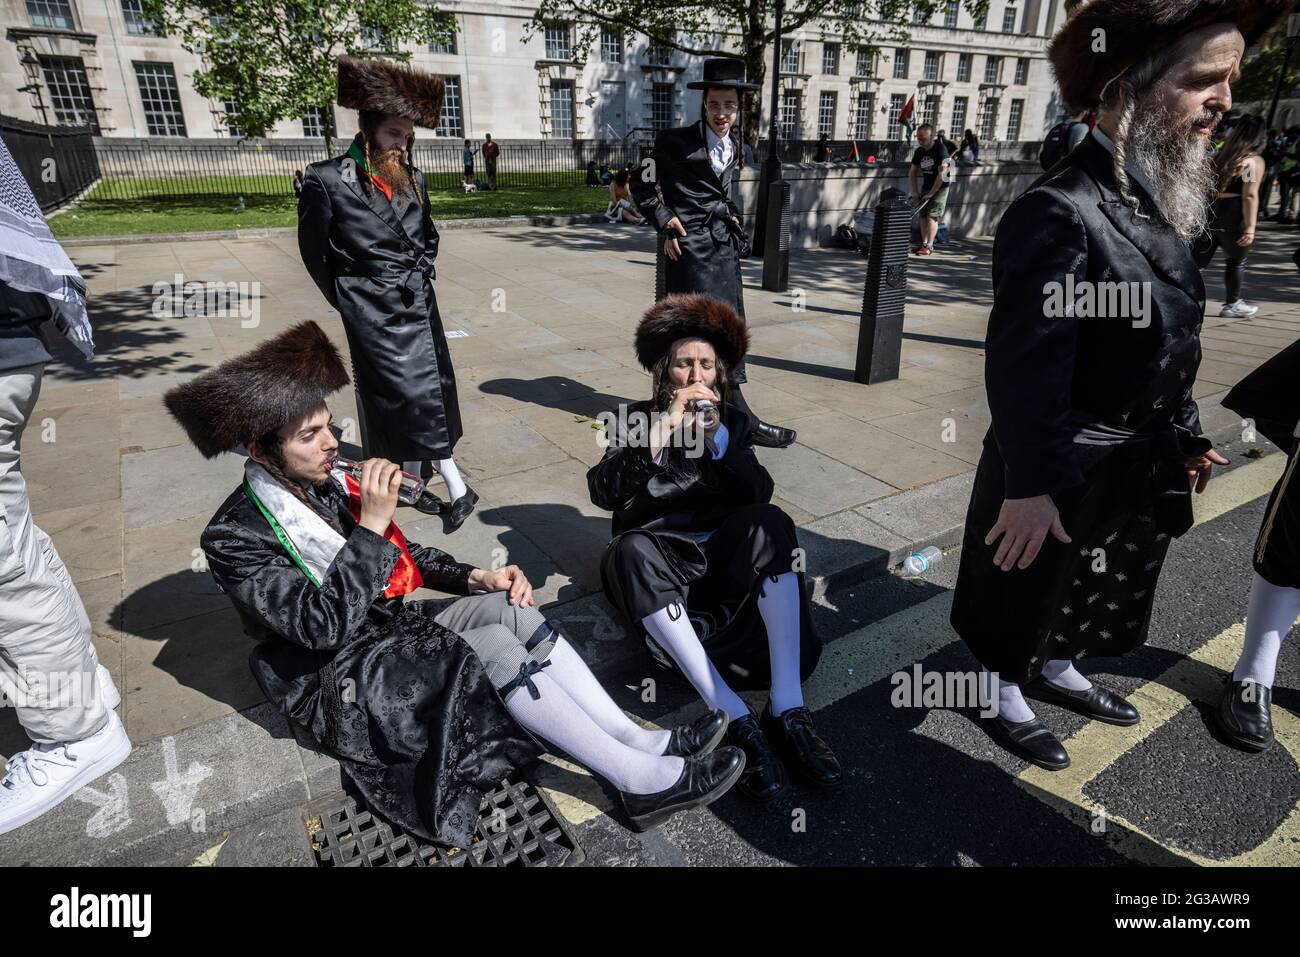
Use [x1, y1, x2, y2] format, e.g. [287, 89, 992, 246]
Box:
[908, 124, 950, 256]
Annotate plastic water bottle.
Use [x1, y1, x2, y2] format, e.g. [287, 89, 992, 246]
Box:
[902, 546, 943, 576]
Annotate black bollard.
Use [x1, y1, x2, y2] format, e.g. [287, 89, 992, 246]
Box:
[760, 179, 791, 292]
[853, 188, 913, 384]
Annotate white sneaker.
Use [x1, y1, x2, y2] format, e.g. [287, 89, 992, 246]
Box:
[97, 664, 121, 711]
[0, 709, 132, 836]
[1219, 300, 1259, 318]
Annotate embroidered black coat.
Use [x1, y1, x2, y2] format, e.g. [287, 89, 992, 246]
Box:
[298, 145, 463, 460]
[631, 121, 751, 381]
[950, 134, 1213, 684]
[587, 401, 821, 688]
[200, 480, 540, 848]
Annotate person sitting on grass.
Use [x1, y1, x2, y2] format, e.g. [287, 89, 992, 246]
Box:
[606, 170, 646, 224]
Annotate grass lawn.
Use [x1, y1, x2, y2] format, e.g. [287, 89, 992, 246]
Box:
[49, 172, 610, 237]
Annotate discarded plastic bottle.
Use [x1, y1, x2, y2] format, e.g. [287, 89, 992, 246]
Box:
[902, 546, 943, 576]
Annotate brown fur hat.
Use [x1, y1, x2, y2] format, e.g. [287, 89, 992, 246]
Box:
[635, 294, 751, 370]
[163, 321, 349, 458]
[336, 56, 445, 128]
[1048, 0, 1290, 110]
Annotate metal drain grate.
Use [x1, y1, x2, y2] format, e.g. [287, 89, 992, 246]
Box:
[305, 776, 584, 867]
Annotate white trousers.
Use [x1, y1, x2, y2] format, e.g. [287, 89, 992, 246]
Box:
[0, 364, 108, 743]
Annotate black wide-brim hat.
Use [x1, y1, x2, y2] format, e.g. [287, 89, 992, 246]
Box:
[687, 57, 761, 92]
[635, 294, 751, 370]
[336, 55, 445, 128]
[1048, 0, 1290, 111]
[163, 321, 350, 458]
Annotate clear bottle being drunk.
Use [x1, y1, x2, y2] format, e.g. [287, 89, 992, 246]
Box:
[333, 456, 428, 506]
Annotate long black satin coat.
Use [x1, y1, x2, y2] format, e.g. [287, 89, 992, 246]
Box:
[587, 401, 821, 688]
[298, 147, 463, 460]
[200, 480, 540, 848]
[950, 134, 1213, 683]
[632, 122, 750, 380]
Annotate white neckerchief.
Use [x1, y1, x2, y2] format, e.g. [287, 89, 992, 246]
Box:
[245, 460, 349, 585]
[703, 122, 733, 176]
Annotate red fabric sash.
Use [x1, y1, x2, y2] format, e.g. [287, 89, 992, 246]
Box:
[340, 473, 423, 598]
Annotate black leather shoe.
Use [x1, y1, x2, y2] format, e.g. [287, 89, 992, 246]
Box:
[726, 713, 787, 802]
[1216, 676, 1273, 752]
[621, 746, 746, 831]
[987, 715, 1070, 770]
[760, 704, 843, 789]
[1022, 678, 1139, 726]
[751, 420, 796, 449]
[442, 487, 479, 532]
[665, 708, 728, 758]
[410, 489, 448, 515]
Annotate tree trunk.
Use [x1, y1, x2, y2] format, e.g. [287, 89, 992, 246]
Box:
[741, 40, 767, 153]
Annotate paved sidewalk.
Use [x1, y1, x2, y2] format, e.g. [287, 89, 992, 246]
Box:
[2, 219, 1294, 765]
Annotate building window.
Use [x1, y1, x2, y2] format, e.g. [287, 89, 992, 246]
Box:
[223, 100, 265, 137]
[39, 56, 99, 132]
[647, 36, 673, 65]
[983, 55, 1002, 84]
[26, 0, 74, 29]
[651, 82, 674, 130]
[428, 13, 457, 53]
[818, 90, 837, 138]
[302, 106, 334, 138]
[779, 89, 802, 140]
[601, 26, 623, 63]
[978, 96, 999, 140]
[1002, 5, 1019, 32]
[923, 51, 942, 81]
[912, 6, 928, 24]
[852, 92, 874, 139]
[545, 22, 572, 60]
[893, 48, 909, 80]
[822, 42, 840, 76]
[549, 80, 575, 137]
[855, 47, 876, 77]
[920, 95, 940, 129]
[134, 62, 187, 136]
[950, 96, 968, 135]
[974, 9, 988, 31]
[943, 1, 958, 28]
[1006, 98, 1024, 139]
[360, 22, 391, 51]
[781, 40, 801, 73]
[121, 0, 160, 36]
[956, 53, 972, 82]
[1014, 57, 1029, 84]
[431, 76, 462, 137]
[887, 93, 906, 139]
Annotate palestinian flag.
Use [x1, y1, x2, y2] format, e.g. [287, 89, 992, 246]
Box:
[897, 94, 916, 138]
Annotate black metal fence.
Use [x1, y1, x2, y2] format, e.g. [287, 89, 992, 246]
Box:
[0, 114, 101, 212]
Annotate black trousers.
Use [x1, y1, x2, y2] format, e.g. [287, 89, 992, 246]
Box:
[1211, 197, 1250, 302]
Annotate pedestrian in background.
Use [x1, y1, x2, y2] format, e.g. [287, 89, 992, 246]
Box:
[1208, 113, 1266, 318]
[481, 132, 500, 189]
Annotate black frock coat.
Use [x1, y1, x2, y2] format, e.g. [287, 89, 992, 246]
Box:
[200, 480, 540, 848]
[631, 121, 751, 382]
[950, 134, 1213, 684]
[587, 401, 821, 688]
[1223, 339, 1300, 589]
[298, 147, 463, 460]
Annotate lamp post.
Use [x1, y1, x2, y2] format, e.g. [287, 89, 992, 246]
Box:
[18, 50, 50, 126]
[1267, 13, 1300, 130]
[752, 0, 786, 260]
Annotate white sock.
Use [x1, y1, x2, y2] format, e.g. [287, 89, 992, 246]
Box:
[436, 457, 468, 501]
[1041, 659, 1092, 692]
[1235, 572, 1300, 688]
[641, 603, 751, 721]
[756, 572, 805, 715]
[503, 671, 682, 794]
[984, 669, 1035, 722]
[544, 638, 671, 754]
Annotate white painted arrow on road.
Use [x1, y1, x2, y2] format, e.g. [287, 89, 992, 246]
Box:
[73, 773, 130, 838]
[149, 736, 213, 827]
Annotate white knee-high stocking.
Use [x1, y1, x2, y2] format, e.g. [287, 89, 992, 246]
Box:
[756, 572, 805, 715]
[1236, 571, 1300, 688]
[641, 603, 751, 721]
[543, 638, 671, 754]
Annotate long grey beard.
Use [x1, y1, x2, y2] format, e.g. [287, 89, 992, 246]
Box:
[1125, 105, 1216, 241]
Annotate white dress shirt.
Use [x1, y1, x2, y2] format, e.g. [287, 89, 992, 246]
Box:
[704, 123, 733, 177]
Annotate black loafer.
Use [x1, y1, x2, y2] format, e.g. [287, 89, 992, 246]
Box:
[1216, 676, 1273, 752]
[726, 713, 788, 802]
[665, 708, 728, 758]
[443, 487, 479, 532]
[751, 420, 796, 449]
[760, 704, 843, 789]
[621, 746, 746, 831]
[410, 489, 448, 515]
[1022, 678, 1139, 726]
[987, 715, 1070, 771]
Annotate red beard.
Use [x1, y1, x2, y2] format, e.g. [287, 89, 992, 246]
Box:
[372, 147, 413, 198]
